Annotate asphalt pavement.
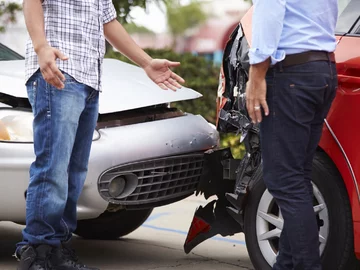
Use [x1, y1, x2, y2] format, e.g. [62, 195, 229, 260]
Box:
[0, 195, 254, 270]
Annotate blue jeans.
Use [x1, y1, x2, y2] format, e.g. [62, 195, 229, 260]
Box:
[17, 70, 99, 249]
[260, 60, 337, 270]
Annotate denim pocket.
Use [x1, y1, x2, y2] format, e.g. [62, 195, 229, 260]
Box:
[62, 71, 78, 85]
[288, 82, 329, 124]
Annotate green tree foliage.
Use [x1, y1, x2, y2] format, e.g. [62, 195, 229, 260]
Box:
[113, 0, 167, 24]
[124, 22, 154, 34]
[0, 1, 21, 32]
[106, 48, 245, 158]
[0, 0, 163, 31]
[165, 1, 207, 47]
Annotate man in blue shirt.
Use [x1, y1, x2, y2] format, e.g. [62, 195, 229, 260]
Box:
[246, 0, 338, 269]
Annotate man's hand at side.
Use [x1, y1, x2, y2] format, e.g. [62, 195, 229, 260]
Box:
[23, 0, 68, 89]
[246, 58, 270, 123]
[104, 19, 185, 91]
[36, 45, 68, 89]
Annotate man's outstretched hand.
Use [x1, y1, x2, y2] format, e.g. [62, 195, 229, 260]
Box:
[144, 59, 185, 91]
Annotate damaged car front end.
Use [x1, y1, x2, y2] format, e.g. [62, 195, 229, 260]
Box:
[183, 19, 261, 253]
[184, 2, 360, 269]
[0, 45, 219, 239]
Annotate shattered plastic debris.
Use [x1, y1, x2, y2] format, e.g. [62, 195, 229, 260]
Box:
[219, 108, 257, 143]
[229, 24, 243, 68]
[217, 23, 259, 143]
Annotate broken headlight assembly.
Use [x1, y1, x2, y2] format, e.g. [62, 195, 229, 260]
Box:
[0, 109, 100, 143]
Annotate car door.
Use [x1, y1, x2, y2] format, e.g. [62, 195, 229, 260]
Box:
[335, 0, 360, 93]
[319, 0, 360, 222]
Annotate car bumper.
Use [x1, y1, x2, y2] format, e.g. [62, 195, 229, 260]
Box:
[0, 114, 219, 222]
[80, 114, 219, 219]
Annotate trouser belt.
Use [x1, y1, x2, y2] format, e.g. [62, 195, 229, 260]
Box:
[278, 50, 336, 67]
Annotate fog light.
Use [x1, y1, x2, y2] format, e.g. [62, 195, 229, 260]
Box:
[108, 176, 126, 198]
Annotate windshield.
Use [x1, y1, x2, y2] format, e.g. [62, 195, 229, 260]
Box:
[0, 43, 24, 61]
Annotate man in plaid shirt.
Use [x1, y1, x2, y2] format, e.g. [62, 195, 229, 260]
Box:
[16, 1, 185, 269]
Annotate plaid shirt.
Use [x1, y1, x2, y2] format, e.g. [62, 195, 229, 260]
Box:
[25, 0, 117, 91]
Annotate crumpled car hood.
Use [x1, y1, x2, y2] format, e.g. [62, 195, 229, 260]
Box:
[0, 59, 202, 114]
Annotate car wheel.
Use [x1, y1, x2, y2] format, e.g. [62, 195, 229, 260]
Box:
[75, 208, 153, 240]
[244, 151, 359, 270]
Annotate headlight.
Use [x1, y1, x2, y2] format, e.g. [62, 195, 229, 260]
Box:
[0, 110, 100, 143]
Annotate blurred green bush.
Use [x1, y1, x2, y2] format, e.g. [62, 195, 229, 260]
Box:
[106, 48, 245, 159]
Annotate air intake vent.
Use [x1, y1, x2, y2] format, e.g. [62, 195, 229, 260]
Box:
[98, 153, 204, 206]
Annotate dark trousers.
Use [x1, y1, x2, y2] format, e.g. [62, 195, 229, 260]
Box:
[260, 59, 337, 270]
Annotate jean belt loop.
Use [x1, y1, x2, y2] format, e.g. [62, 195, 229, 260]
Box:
[278, 60, 284, 73]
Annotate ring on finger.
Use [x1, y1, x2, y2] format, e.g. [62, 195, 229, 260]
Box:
[254, 106, 261, 111]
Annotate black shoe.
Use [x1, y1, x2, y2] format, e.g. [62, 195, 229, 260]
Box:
[50, 245, 99, 270]
[16, 245, 53, 270]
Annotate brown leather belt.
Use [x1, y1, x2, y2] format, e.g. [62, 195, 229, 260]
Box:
[278, 51, 336, 67]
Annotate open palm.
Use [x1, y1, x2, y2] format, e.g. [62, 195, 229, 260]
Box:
[144, 59, 185, 91]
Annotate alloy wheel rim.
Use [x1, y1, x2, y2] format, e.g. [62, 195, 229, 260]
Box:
[255, 183, 329, 266]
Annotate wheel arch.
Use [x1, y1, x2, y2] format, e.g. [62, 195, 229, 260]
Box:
[318, 122, 360, 259]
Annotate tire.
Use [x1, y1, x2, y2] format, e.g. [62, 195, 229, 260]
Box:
[243, 151, 359, 270]
[75, 208, 153, 240]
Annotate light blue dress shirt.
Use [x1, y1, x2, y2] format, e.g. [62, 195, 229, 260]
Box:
[249, 0, 339, 65]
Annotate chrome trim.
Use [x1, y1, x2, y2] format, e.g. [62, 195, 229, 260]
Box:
[324, 119, 360, 202]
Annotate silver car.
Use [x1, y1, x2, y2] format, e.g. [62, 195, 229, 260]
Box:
[0, 43, 219, 239]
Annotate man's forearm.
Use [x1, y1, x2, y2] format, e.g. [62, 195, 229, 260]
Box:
[104, 20, 152, 68]
[249, 58, 271, 81]
[23, 0, 48, 53]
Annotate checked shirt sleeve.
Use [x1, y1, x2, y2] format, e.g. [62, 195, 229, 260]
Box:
[103, 0, 117, 24]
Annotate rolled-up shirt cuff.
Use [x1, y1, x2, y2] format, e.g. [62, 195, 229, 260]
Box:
[103, 2, 117, 24]
[249, 48, 286, 65]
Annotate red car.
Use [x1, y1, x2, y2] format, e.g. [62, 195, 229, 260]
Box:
[183, 1, 360, 269]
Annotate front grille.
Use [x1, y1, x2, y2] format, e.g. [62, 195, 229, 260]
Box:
[98, 153, 204, 206]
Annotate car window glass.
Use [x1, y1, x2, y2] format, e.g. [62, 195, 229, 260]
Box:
[354, 22, 360, 34]
[0, 43, 24, 61]
[336, 0, 360, 33]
